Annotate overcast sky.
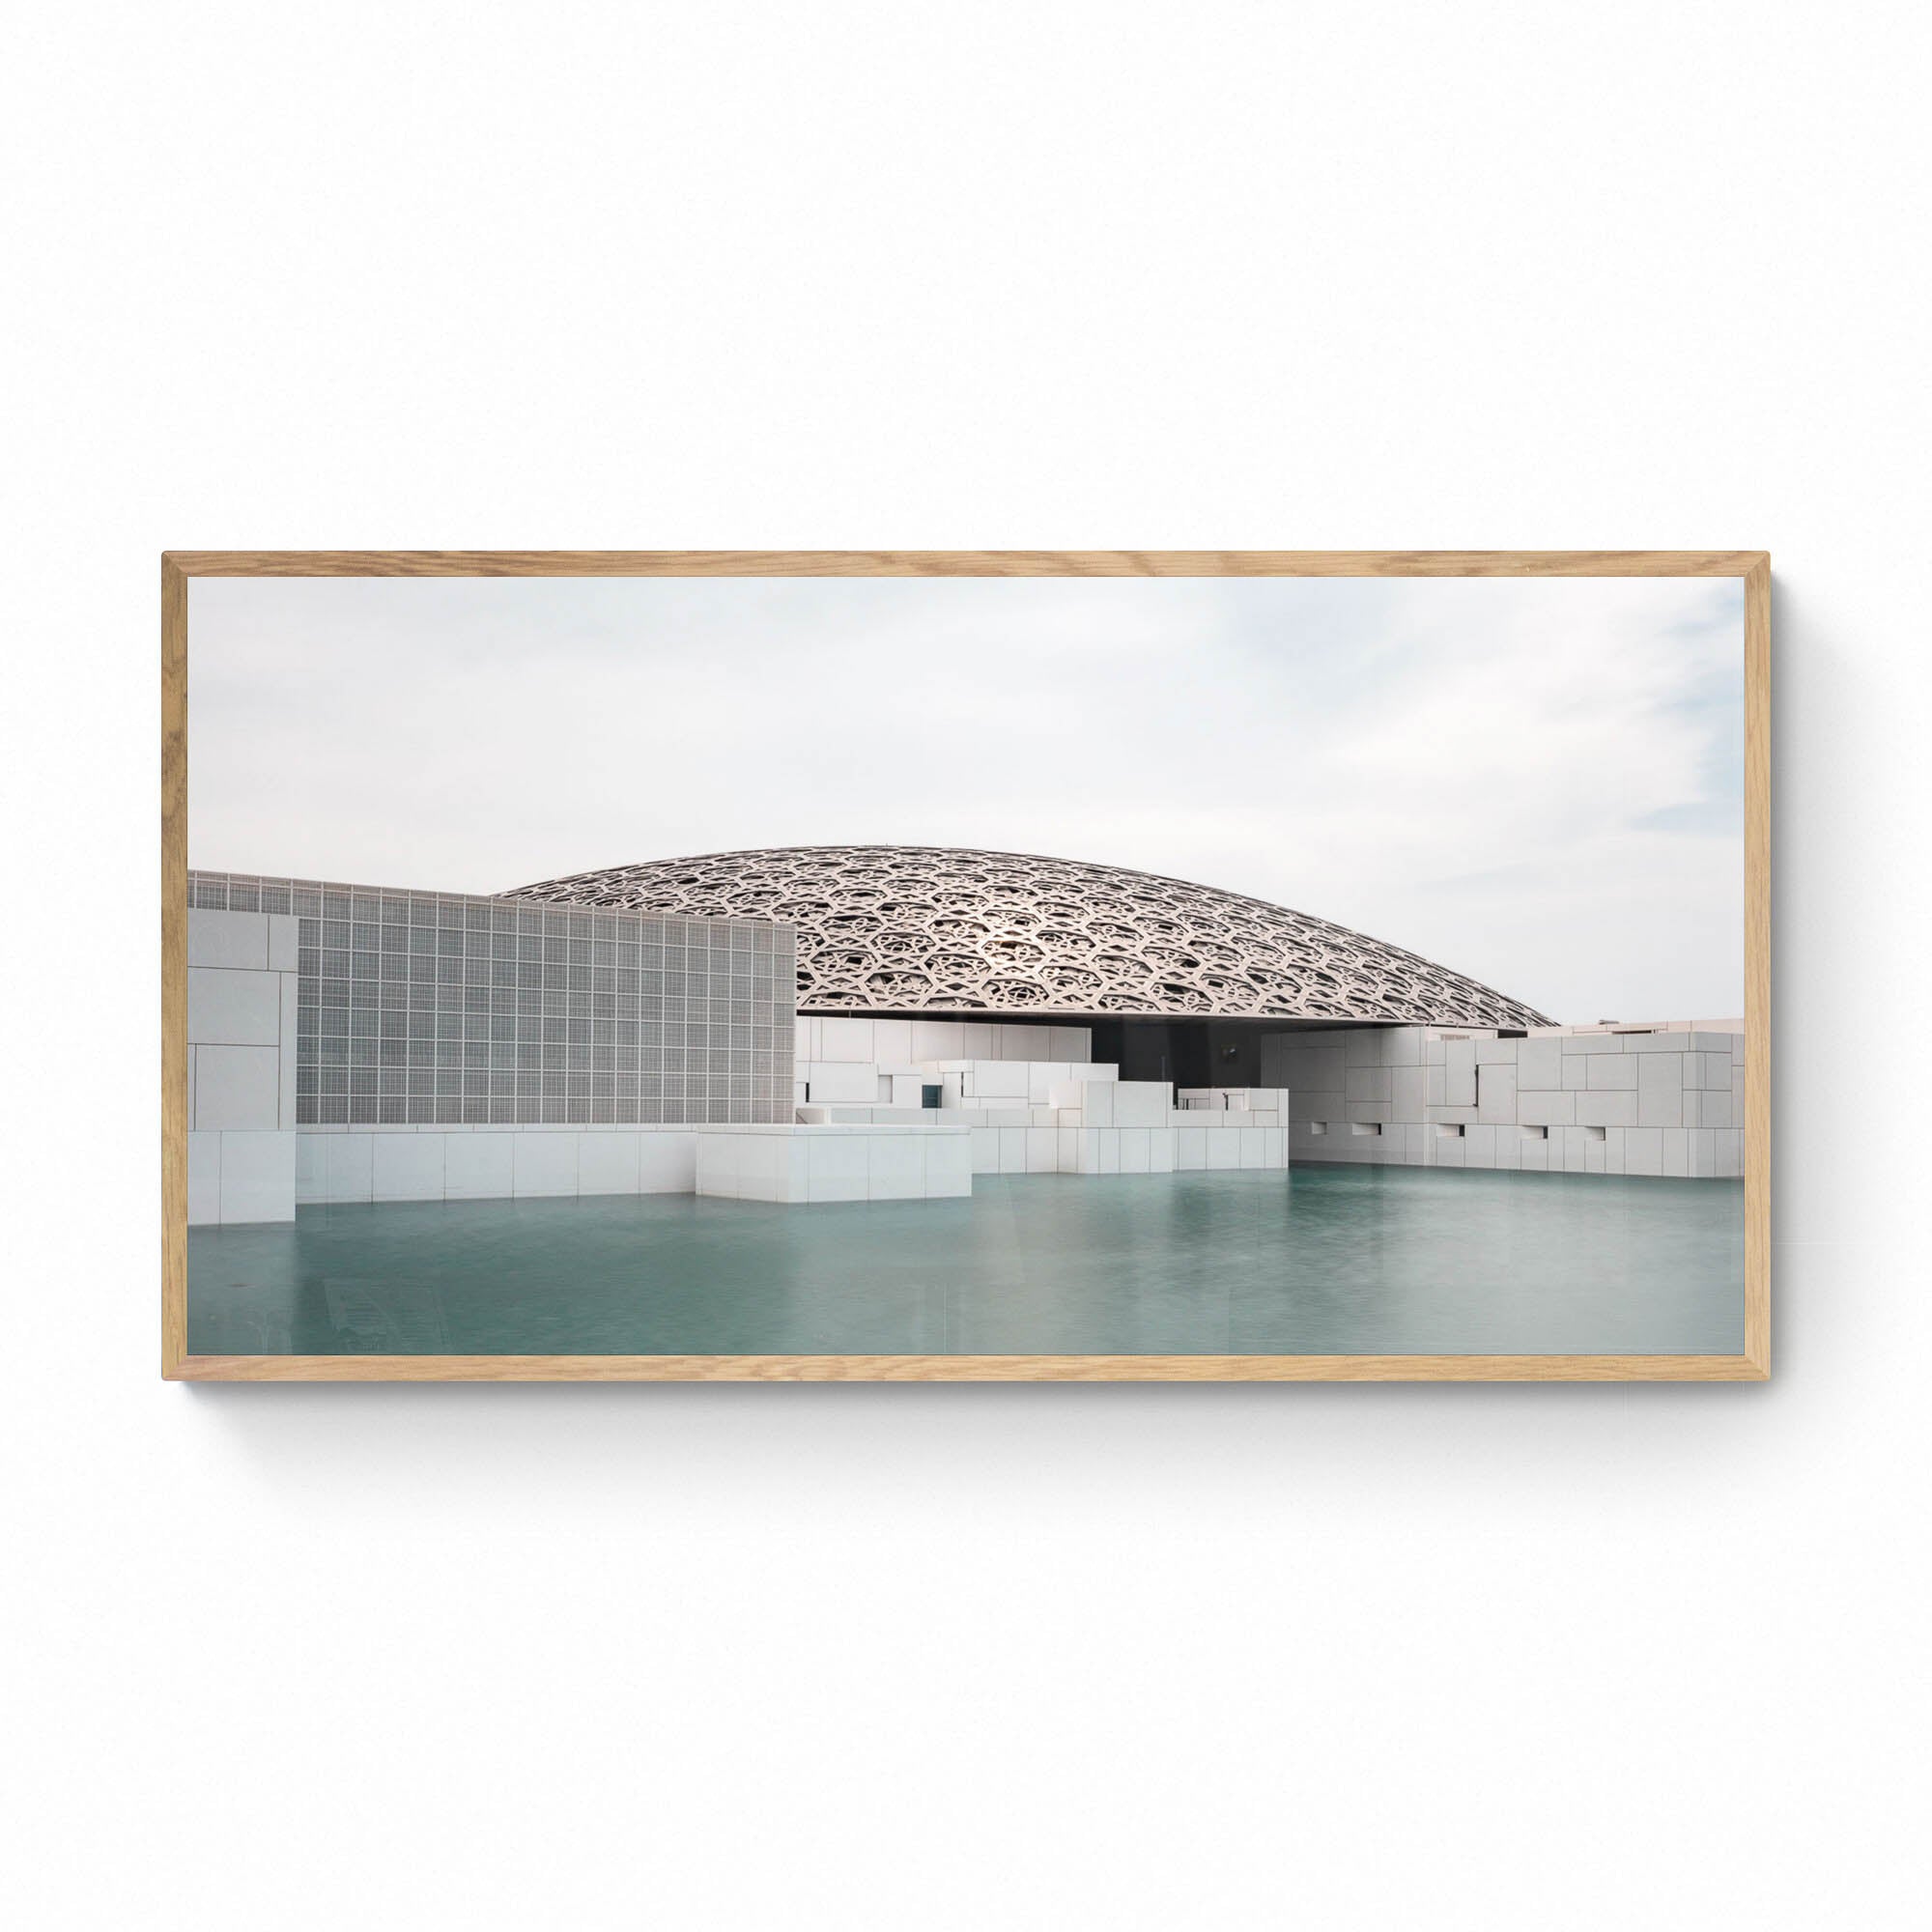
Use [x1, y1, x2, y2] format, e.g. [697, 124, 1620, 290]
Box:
[188, 574, 1745, 1022]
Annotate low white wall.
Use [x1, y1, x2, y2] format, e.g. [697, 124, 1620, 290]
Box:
[296, 1126, 700, 1204]
[186, 908, 300, 1225]
[969, 1122, 1290, 1177]
[940, 1058, 1117, 1104]
[1266, 1025, 1746, 1179]
[796, 1015, 1091, 1066]
[696, 1124, 973, 1204]
[953, 1075, 1291, 1176]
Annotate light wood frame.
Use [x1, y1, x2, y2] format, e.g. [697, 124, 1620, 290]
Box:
[162, 551, 1770, 1382]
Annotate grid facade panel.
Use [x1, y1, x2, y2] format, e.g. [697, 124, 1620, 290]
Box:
[188, 871, 797, 1126]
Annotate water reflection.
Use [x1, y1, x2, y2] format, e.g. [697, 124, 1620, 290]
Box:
[187, 1167, 1746, 1357]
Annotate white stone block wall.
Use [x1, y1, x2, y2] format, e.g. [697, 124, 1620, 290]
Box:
[1266, 1025, 1745, 1179]
[186, 909, 300, 1224]
[294, 1120, 981, 1208]
[289, 1062, 1293, 1201]
[294, 1124, 703, 1205]
[941, 1071, 1291, 1178]
[797, 1061, 883, 1105]
[695, 1125, 973, 1204]
[793, 1015, 1091, 1066]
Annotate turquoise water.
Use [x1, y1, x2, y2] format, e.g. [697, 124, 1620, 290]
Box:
[186, 1166, 1745, 1356]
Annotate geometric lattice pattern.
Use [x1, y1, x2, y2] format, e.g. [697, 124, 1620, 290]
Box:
[501, 845, 1551, 1029]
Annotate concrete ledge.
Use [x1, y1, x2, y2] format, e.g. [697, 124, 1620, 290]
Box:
[296, 1125, 701, 1205]
[696, 1124, 973, 1205]
[187, 1128, 297, 1226]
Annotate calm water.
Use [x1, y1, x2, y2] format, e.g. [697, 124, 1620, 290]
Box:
[186, 1166, 1745, 1356]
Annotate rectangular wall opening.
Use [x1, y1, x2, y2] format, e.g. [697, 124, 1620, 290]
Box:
[1583, 1124, 1606, 1141]
[1350, 1122, 1382, 1137]
[1435, 1123, 1465, 1139]
[1308, 1122, 1327, 1136]
[1520, 1124, 1548, 1141]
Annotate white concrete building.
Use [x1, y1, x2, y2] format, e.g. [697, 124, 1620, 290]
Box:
[1264, 1022, 1747, 1179]
[789, 1016, 1290, 1177]
[184, 848, 1741, 1224]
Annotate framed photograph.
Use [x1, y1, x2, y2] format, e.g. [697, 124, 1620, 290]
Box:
[162, 551, 1769, 1381]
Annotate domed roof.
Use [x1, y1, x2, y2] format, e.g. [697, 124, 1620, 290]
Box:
[501, 845, 1550, 1028]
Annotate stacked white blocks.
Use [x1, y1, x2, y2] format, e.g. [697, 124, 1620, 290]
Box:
[923, 1065, 1291, 1177]
[186, 908, 300, 1224]
[804, 1058, 1113, 1127]
[794, 1015, 1091, 1106]
[1269, 1025, 1745, 1179]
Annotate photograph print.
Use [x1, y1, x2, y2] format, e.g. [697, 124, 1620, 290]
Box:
[164, 553, 1768, 1379]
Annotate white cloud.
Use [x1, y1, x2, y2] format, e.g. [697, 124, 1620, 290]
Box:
[188, 573, 1745, 1020]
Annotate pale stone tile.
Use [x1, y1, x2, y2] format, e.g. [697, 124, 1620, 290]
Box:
[1517, 1038, 1562, 1091]
[1476, 1065, 1518, 1123]
[187, 908, 268, 970]
[323, 1133, 374, 1202]
[194, 1044, 282, 1132]
[372, 1133, 445, 1202]
[870, 1018, 913, 1065]
[1518, 1090, 1576, 1127]
[865, 1132, 924, 1201]
[578, 1132, 643, 1196]
[187, 1131, 221, 1225]
[267, 913, 299, 973]
[1380, 1029, 1422, 1065]
[512, 1131, 580, 1196]
[1575, 1090, 1637, 1126]
[446, 1132, 516, 1199]
[1637, 1054, 1685, 1127]
[187, 967, 283, 1047]
[218, 1130, 297, 1223]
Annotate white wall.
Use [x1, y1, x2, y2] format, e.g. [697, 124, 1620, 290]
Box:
[10, 11, 1929, 1932]
[185, 908, 298, 1223]
[1271, 1027, 1745, 1178]
[796, 1014, 1092, 1066]
[295, 1126, 700, 1203]
[696, 1124, 974, 1203]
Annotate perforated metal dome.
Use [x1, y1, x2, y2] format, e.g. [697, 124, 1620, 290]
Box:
[501, 845, 1550, 1028]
